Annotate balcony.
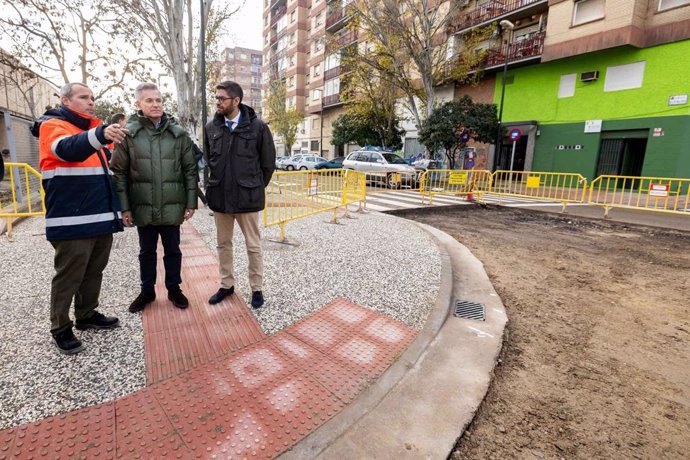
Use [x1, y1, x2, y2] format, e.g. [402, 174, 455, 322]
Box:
[323, 93, 342, 107]
[323, 66, 341, 81]
[484, 31, 545, 67]
[270, 5, 287, 27]
[326, 6, 353, 32]
[448, 0, 547, 35]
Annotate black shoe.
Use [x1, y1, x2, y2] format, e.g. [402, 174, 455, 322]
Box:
[251, 291, 264, 309]
[75, 311, 120, 330]
[52, 328, 84, 355]
[209, 286, 234, 305]
[128, 291, 156, 313]
[168, 289, 189, 309]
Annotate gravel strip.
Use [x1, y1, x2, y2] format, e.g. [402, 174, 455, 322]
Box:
[0, 219, 144, 431]
[191, 205, 441, 334]
[0, 205, 441, 431]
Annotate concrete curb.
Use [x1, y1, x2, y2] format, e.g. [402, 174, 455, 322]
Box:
[281, 220, 508, 459]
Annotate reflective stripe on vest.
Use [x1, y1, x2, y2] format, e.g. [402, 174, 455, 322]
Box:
[41, 166, 111, 179]
[45, 211, 123, 227]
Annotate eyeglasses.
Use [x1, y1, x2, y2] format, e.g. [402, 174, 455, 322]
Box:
[215, 96, 237, 103]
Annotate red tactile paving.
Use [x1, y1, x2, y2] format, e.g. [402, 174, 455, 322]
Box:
[8, 403, 115, 459]
[143, 222, 266, 384]
[0, 218, 420, 459]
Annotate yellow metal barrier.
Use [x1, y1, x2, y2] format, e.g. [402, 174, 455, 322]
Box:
[419, 169, 492, 204]
[488, 170, 588, 211]
[264, 169, 366, 242]
[0, 162, 46, 237]
[346, 168, 421, 197]
[589, 175, 690, 217]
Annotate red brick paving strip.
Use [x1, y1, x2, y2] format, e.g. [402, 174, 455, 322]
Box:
[144, 222, 266, 384]
[1, 220, 419, 459]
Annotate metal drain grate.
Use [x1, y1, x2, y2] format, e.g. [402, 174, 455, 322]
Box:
[454, 300, 485, 321]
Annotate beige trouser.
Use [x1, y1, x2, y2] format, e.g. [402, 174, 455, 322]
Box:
[214, 211, 263, 291]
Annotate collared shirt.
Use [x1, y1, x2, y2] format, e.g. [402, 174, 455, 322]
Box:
[225, 112, 241, 131]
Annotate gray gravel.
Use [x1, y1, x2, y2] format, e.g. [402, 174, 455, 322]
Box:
[0, 205, 441, 431]
[191, 205, 441, 334]
[0, 218, 144, 431]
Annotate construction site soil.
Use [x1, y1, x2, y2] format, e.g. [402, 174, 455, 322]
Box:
[395, 205, 689, 460]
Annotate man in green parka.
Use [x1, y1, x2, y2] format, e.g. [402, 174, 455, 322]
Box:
[111, 83, 198, 313]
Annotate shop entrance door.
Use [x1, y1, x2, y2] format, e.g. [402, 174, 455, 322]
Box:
[596, 134, 647, 177]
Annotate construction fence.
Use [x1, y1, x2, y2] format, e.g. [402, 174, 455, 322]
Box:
[1, 163, 688, 240]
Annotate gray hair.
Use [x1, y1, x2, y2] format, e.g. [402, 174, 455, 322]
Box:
[135, 82, 160, 100]
[59, 82, 89, 99]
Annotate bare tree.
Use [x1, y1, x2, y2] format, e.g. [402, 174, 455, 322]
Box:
[349, 0, 491, 129]
[266, 80, 303, 156]
[0, 52, 58, 118]
[111, 0, 244, 133]
[0, 0, 153, 101]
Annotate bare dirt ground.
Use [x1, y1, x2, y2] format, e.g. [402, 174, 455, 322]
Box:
[397, 205, 690, 460]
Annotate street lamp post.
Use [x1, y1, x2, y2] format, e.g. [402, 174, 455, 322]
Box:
[314, 88, 324, 156]
[494, 19, 514, 170]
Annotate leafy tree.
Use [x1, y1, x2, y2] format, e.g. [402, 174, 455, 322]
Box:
[418, 96, 497, 169]
[94, 99, 127, 123]
[331, 111, 404, 149]
[348, 0, 492, 130]
[265, 80, 303, 155]
[335, 41, 404, 150]
[0, 0, 154, 100]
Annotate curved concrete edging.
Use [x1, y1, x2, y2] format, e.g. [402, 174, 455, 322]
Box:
[282, 220, 508, 459]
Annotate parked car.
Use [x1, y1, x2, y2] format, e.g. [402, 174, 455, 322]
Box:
[295, 155, 328, 170]
[314, 156, 345, 170]
[342, 150, 417, 188]
[281, 153, 310, 170]
[275, 156, 290, 169]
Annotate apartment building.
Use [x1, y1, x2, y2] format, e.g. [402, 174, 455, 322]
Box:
[449, 0, 690, 179]
[263, 0, 356, 158]
[220, 47, 264, 116]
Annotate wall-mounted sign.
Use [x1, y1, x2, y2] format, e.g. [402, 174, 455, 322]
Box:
[556, 144, 584, 150]
[584, 120, 602, 133]
[668, 94, 688, 106]
[653, 128, 665, 137]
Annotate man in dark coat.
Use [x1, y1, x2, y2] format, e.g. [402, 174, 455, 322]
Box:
[204, 80, 276, 308]
[110, 83, 198, 313]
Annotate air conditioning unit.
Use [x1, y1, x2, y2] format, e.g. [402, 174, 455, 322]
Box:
[580, 71, 599, 82]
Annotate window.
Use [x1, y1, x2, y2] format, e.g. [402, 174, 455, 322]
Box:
[311, 140, 320, 151]
[324, 53, 340, 71]
[604, 61, 645, 92]
[290, 11, 296, 22]
[240, 53, 247, 60]
[558, 74, 576, 98]
[324, 77, 340, 96]
[658, 0, 690, 10]
[572, 0, 605, 26]
[313, 64, 321, 76]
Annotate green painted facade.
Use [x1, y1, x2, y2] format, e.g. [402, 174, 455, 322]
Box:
[494, 41, 690, 179]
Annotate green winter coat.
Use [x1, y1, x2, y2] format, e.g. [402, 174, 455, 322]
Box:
[111, 113, 198, 227]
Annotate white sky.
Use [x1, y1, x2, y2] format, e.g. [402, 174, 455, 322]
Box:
[223, 0, 263, 51]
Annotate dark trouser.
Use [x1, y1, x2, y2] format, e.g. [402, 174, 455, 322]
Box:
[137, 225, 182, 293]
[50, 234, 113, 334]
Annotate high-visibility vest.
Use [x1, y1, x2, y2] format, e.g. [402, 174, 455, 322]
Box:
[38, 107, 123, 241]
